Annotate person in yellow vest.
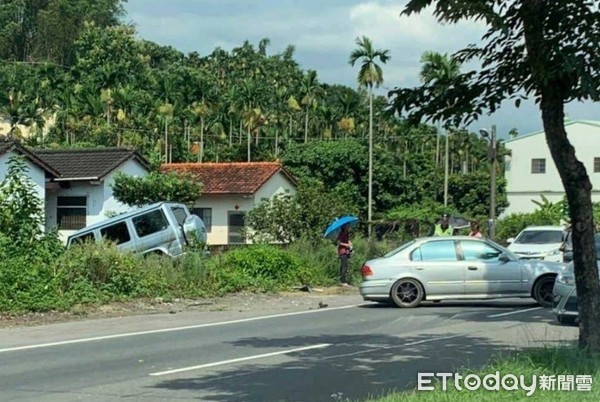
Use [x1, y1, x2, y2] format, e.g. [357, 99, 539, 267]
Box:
[433, 213, 454, 236]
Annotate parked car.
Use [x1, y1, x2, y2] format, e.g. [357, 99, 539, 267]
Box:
[359, 236, 565, 308]
[506, 225, 567, 262]
[553, 234, 600, 325]
[67, 202, 207, 257]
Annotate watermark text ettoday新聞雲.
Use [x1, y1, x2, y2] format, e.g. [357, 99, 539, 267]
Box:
[417, 372, 593, 396]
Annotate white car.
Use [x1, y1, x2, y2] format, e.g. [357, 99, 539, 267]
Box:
[506, 225, 567, 262]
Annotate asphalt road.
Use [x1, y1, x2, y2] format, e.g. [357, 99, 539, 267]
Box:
[0, 295, 578, 402]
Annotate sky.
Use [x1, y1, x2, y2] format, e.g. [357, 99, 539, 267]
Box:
[123, 0, 599, 140]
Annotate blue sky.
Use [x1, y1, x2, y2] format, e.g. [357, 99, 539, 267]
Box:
[123, 0, 599, 139]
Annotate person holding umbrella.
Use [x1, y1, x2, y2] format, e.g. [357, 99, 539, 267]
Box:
[324, 215, 358, 287]
[337, 223, 353, 287]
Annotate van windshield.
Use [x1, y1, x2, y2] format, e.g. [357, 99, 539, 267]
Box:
[515, 230, 563, 244]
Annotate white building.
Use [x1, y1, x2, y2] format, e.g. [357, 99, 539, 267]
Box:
[161, 162, 298, 246]
[0, 139, 150, 242]
[503, 120, 600, 215]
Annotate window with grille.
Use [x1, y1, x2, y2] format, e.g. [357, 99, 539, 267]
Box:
[191, 208, 212, 233]
[594, 158, 600, 173]
[57, 196, 87, 230]
[531, 158, 546, 174]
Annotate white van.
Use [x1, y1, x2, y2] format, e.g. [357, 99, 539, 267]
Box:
[66, 202, 207, 257]
[506, 225, 567, 262]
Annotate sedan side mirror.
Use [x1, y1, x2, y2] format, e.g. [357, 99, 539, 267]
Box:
[499, 253, 511, 263]
[506, 238, 515, 244]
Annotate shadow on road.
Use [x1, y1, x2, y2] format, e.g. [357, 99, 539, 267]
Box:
[149, 332, 515, 402]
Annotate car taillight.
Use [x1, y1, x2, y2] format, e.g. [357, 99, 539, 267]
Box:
[361, 265, 373, 276]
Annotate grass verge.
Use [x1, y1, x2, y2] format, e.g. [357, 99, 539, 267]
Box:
[362, 346, 599, 402]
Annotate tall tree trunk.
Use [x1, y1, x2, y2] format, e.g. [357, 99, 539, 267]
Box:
[522, 0, 600, 352]
[229, 119, 233, 146]
[304, 110, 309, 143]
[543, 94, 600, 351]
[367, 88, 373, 238]
[200, 117, 205, 163]
[239, 119, 243, 144]
[164, 118, 168, 163]
[247, 127, 251, 162]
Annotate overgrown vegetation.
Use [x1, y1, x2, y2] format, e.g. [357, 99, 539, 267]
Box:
[0, 156, 390, 314]
[111, 171, 203, 208]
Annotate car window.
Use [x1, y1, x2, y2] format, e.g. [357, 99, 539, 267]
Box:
[100, 221, 131, 245]
[514, 230, 564, 244]
[70, 232, 95, 245]
[132, 210, 169, 238]
[460, 240, 502, 261]
[171, 206, 188, 226]
[411, 240, 458, 262]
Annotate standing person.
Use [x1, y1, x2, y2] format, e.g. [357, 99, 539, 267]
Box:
[337, 223, 353, 287]
[433, 213, 454, 236]
[469, 221, 483, 237]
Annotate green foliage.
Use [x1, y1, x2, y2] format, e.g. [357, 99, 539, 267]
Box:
[245, 180, 359, 242]
[208, 245, 311, 293]
[448, 171, 508, 218]
[0, 155, 63, 255]
[111, 171, 203, 207]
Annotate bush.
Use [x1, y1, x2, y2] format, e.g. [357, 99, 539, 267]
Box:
[208, 245, 313, 293]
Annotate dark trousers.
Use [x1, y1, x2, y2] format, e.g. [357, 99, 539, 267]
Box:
[339, 254, 349, 284]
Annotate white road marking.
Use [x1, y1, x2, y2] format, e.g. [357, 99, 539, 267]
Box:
[0, 304, 366, 354]
[148, 343, 332, 376]
[321, 333, 466, 361]
[487, 307, 543, 318]
[404, 334, 465, 346]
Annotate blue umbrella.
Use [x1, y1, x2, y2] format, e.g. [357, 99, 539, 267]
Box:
[324, 215, 359, 240]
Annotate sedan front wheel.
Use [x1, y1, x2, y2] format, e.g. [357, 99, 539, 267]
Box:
[533, 276, 556, 308]
[391, 279, 424, 308]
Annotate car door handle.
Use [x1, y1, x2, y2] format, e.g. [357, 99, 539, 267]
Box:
[415, 267, 425, 271]
[468, 266, 478, 271]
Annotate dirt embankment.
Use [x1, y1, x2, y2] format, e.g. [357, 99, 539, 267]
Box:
[0, 286, 361, 329]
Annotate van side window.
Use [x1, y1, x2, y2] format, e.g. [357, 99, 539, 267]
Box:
[171, 207, 188, 226]
[71, 232, 95, 245]
[133, 210, 169, 238]
[100, 222, 131, 245]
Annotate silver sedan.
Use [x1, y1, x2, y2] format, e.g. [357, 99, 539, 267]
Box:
[359, 236, 566, 308]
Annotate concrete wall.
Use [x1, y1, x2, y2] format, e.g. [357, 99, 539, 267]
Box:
[46, 159, 148, 243]
[504, 122, 600, 215]
[0, 150, 47, 224]
[192, 171, 298, 246]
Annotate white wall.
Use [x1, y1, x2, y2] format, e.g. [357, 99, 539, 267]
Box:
[1, 150, 46, 224]
[47, 159, 148, 242]
[193, 194, 254, 246]
[192, 171, 298, 246]
[504, 122, 600, 215]
[254, 172, 297, 202]
[102, 159, 149, 217]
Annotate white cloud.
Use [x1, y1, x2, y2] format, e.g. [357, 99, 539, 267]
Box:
[124, 0, 599, 136]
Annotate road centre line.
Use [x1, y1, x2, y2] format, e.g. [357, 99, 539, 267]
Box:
[0, 304, 366, 354]
[148, 343, 332, 376]
[487, 307, 543, 318]
[321, 334, 466, 361]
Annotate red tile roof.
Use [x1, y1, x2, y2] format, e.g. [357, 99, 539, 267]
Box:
[160, 162, 297, 195]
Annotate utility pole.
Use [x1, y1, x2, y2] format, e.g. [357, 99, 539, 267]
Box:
[443, 128, 449, 206]
[368, 87, 373, 238]
[490, 125, 497, 240]
[479, 125, 497, 240]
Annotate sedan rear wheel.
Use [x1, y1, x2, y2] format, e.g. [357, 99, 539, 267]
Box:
[533, 276, 556, 308]
[391, 279, 424, 308]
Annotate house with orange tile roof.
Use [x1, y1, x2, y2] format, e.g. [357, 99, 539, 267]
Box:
[161, 162, 298, 245]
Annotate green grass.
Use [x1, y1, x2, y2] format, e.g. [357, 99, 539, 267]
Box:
[362, 347, 600, 402]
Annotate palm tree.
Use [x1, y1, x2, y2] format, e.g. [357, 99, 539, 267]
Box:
[418, 51, 461, 205]
[349, 36, 390, 237]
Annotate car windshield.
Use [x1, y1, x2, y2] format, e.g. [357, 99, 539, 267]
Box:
[383, 240, 416, 258]
[515, 230, 563, 244]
